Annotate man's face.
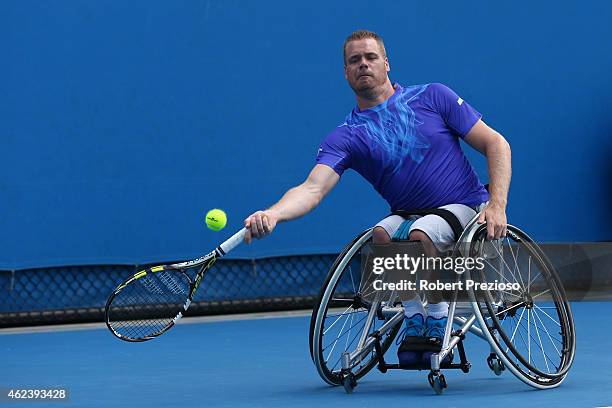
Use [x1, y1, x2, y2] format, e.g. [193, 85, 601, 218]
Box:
[344, 38, 390, 94]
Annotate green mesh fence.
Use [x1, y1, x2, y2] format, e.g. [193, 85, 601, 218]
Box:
[0, 255, 337, 328]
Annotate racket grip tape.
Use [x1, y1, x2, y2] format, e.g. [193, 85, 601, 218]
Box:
[217, 228, 247, 256]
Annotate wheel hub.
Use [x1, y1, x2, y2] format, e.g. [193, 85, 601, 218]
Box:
[521, 293, 534, 309]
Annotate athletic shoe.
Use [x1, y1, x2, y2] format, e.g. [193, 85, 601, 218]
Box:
[397, 313, 425, 366]
[421, 315, 452, 365]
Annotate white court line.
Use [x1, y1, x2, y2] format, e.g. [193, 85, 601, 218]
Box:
[0, 309, 313, 336]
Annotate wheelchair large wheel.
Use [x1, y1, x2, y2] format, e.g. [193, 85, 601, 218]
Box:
[467, 224, 576, 389]
[310, 229, 403, 385]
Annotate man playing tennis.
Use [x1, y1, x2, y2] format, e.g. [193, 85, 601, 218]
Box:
[244, 30, 511, 366]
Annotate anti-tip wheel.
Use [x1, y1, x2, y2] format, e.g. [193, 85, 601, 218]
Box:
[342, 373, 357, 394]
[428, 372, 447, 395]
[487, 353, 505, 376]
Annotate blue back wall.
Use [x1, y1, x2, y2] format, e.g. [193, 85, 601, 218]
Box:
[2, 1, 611, 269]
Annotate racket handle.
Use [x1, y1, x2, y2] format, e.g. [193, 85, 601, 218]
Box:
[218, 228, 247, 256]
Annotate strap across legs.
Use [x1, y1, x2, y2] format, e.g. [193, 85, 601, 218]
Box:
[391, 208, 465, 242]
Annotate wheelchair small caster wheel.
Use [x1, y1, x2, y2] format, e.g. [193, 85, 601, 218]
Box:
[341, 372, 357, 394]
[428, 372, 447, 395]
[487, 353, 505, 376]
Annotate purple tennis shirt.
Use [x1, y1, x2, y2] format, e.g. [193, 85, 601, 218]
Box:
[316, 83, 489, 211]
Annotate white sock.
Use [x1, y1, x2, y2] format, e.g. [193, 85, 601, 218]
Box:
[428, 302, 449, 319]
[402, 295, 426, 318]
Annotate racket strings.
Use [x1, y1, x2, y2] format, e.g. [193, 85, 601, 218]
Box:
[141, 275, 165, 295]
[107, 269, 192, 340]
[158, 270, 190, 295]
[109, 296, 173, 339]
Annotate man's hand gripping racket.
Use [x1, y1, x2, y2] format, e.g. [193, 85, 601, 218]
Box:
[105, 228, 246, 341]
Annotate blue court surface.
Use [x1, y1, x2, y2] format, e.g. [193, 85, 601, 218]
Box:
[0, 302, 610, 408]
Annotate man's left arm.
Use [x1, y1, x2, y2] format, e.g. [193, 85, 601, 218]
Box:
[464, 119, 512, 240]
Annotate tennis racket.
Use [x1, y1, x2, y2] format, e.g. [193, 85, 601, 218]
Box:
[105, 228, 246, 342]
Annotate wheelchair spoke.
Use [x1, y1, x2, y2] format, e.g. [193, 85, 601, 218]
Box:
[330, 298, 357, 306]
[329, 317, 370, 372]
[515, 315, 530, 361]
[505, 314, 517, 359]
[499, 290, 521, 299]
[386, 288, 398, 305]
[325, 309, 367, 318]
[504, 309, 530, 361]
[532, 307, 563, 356]
[492, 239, 526, 291]
[495, 301, 525, 317]
[527, 310, 531, 368]
[360, 286, 378, 299]
[511, 313, 532, 367]
[506, 316, 526, 366]
[527, 256, 531, 292]
[532, 309, 563, 346]
[323, 305, 356, 335]
[509, 307, 527, 346]
[323, 311, 368, 350]
[514, 310, 562, 372]
[527, 316, 561, 371]
[531, 288, 551, 300]
[484, 258, 515, 286]
[326, 308, 354, 362]
[345, 305, 355, 352]
[528, 271, 543, 291]
[349, 265, 356, 293]
[533, 304, 560, 326]
[507, 239, 527, 290]
[323, 313, 368, 357]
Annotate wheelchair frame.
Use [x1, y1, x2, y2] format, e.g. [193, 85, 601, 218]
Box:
[310, 212, 576, 394]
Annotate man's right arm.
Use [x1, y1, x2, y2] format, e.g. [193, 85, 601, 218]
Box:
[244, 164, 340, 243]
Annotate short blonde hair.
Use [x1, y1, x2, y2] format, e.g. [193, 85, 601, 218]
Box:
[343, 30, 387, 64]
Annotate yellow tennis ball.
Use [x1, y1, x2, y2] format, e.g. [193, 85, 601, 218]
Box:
[205, 209, 227, 231]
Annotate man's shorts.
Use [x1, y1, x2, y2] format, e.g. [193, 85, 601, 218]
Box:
[375, 203, 487, 252]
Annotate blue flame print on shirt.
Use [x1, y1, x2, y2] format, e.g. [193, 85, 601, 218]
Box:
[341, 84, 430, 174]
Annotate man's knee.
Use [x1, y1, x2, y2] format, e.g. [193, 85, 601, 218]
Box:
[372, 226, 391, 244]
[408, 229, 431, 243]
[409, 229, 440, 256]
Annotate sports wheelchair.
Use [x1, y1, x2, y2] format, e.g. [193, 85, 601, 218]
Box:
[309, 211, 575, 394]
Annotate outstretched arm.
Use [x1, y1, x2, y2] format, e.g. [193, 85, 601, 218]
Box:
[465, 119, 512, 240]
[244, 164, 340, 243]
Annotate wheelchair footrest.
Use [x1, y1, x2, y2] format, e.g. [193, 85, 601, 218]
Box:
[391, 335, 471, 373]
[398, 336, 443, 353]
[379, 362, 465, 371]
